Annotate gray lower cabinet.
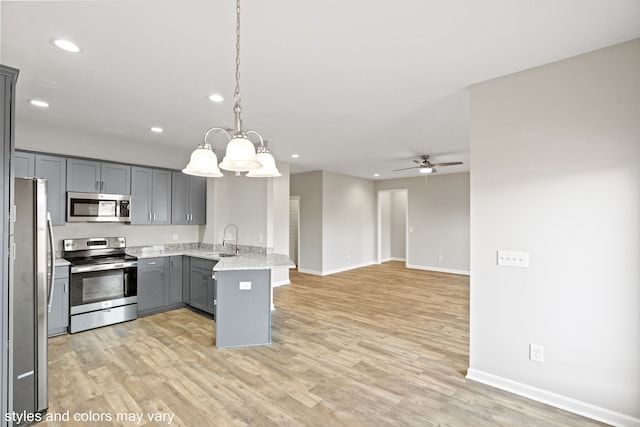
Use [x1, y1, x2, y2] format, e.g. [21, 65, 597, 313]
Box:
[168, 256, 183, 305]
[131, 167, 171, 224]
[137, 257, 167, 315]
[138, 256, 184, 316]
[188, 257, 217, 315]
[14, 151, 67, 225]
[48, 266, 69, 336]
[67, 158, 131, 194]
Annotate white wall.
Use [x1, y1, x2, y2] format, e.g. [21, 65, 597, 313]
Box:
[376, 173, 470, 274]
[468, 39, 640, 425]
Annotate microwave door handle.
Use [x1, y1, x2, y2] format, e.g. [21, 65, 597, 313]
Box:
[46, 212, 56, 313]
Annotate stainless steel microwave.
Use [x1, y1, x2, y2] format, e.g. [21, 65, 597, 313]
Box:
[66, 192, 131, 222]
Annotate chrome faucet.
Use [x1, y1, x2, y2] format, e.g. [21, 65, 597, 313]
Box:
[222, 224, 239, 255]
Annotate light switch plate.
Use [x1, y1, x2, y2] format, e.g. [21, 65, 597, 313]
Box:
[239, 281, 252, 290]
[497, 250, 529, 268]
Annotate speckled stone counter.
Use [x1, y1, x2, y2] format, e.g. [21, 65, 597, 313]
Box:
[126, 246, 294, 271]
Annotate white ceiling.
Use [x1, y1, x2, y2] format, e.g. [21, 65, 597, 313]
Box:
[2, 0, 640, 179]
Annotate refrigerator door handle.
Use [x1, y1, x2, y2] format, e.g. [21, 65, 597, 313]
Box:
[47, 212, 56, 313]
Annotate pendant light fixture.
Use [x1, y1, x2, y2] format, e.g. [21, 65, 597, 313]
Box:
[184, 0, 281, 178]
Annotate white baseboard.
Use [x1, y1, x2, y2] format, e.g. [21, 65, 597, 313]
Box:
[381, 257, 406, 263]
[297, 261, 377, 276]
[466, 369, 640, 427]
[272, 279, 290, 288]
[406, 263, 470, 276]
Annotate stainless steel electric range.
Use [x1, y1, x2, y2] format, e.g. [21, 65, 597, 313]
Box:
[62, 237, 138, 333]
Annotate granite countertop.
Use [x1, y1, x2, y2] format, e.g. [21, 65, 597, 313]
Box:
[55, 258, 71, 267]
[127, 247, 295, 272]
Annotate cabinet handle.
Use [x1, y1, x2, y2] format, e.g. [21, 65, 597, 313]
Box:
[101, 180, 105, 191]
[186, 214, 189, 221]
[95, 180, 99, 191]
[160, 272, 164, 279]
[153, 213, 156, 221]
[147, 261, 157, 265]
[64, 282, 67, 293]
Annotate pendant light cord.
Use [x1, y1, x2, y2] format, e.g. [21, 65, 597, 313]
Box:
[234, 0, 241, 105]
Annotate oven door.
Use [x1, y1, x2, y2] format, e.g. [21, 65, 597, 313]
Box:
[70, 263, 137, 315]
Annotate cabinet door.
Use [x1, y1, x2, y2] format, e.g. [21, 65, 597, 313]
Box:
[14, 151, 35, 178]
[101, 162, 131, 195]
[189, 176, 207, 224]
[67, 158, 101, 192]
[152, 169, 171, 224]
[35, 154, 66, 225]
[169, 256, 183, 305]
[137, 258, 165, 312]
[171, 172, 189, 225]
[131, 167, 152, 224]
[48, 266, 69, 336]
[189, 268, 208, 312]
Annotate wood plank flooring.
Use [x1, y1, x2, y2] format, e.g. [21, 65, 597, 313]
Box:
[42, 261, 605, 426]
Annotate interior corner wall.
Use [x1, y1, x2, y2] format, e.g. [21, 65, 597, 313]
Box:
[390, 190, 407, 259]
[290, 171, 323, 273]
[376, 173, 470, 274]
[468, 39, 640, 424]
[379, 192, 392, 261]
[271, 162, 291, 285]
[321, 171, 376, 274]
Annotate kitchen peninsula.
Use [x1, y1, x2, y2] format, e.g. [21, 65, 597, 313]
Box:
[129, 245, 294, 348]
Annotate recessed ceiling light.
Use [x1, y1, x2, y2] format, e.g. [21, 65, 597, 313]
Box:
[28, 99, 49, 108]
[51, 38, 81, 53]
[150, 127, 164, 133]
[208, 94, 224, 103]
[374, 173, 380, 177]
[291, 154, 299, 159]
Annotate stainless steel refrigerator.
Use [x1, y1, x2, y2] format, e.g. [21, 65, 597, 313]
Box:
[9, 178, 54, 421]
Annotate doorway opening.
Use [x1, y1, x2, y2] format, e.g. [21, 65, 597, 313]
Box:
[289, 196, 300, 268]
[377, 189, 408, 265]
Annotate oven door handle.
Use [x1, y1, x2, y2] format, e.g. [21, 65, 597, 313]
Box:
[71, 261, 138, 273]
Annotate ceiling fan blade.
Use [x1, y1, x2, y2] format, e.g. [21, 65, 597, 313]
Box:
[430, 161, 463, 167]
[393, 166, 419, 172]
[412, 159, 423, 165]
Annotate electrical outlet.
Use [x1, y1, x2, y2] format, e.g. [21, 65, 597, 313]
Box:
[529, 344, 544, 362]
[172, 233, 178, 241]
[497, 250, 529, 268]
[438, 254, 443, 261]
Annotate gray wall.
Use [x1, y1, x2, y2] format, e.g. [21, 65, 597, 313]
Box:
[390, 190, 407, 259]
[468, 39, 640, 424]
[289, 171, 323, 273]
[376, 173, 470, 274]
[321, 171, 376, 274]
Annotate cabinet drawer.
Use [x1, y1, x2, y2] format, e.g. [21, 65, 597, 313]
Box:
[190, 257, 217, 271]
[138, 257, 165, 271]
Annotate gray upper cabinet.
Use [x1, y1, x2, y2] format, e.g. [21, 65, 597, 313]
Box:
[35, 154, 66, 225]
[171, 172, 206, 225]
[15, 151, 66, 225]
[13, 151, 34, 178]
[67, 158, 131, 194]
[131, 166, 171, 224]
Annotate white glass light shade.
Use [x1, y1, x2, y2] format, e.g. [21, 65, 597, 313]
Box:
[419, 166, 433, 174]
[182, 145, 223, 177]
[219, 135, 262, 171]
[246, 151, 281, 177]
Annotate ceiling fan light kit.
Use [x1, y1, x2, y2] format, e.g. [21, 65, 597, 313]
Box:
[183, 0, 280, 178]
[393, 155, 463, 175]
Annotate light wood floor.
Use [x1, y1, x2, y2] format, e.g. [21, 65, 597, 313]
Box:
[43, 262, 604, 426]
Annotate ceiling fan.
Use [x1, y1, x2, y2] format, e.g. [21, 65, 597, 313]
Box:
[393, 155, 463, 174]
